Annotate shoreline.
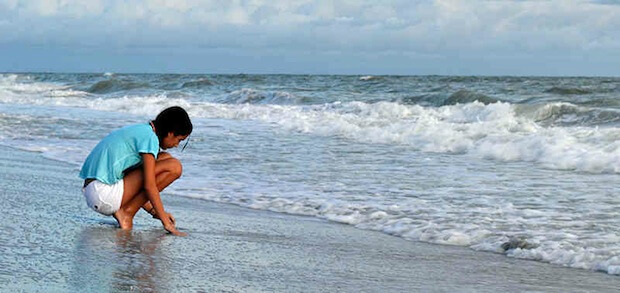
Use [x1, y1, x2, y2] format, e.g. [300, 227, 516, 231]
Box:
[0, 145, 618, 292]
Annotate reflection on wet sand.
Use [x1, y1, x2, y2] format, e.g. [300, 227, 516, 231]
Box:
[73, 226, 168, 292]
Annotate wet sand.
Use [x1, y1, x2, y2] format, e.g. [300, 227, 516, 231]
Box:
[0, 146, 618, 292]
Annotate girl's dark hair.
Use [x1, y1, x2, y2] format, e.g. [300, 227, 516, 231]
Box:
[152, 106, 193, 142]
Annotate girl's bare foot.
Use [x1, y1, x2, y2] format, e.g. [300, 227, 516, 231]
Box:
[113, 208, 134, 230]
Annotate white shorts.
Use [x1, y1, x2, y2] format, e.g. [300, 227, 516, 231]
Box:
[82, 179, 124, 216]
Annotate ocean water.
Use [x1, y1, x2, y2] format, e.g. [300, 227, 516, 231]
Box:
[0, 73, 618, 274]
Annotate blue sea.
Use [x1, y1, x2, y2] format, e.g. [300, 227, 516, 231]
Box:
[0, 73, 618, 274]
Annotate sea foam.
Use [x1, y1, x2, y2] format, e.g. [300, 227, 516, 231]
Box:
[1, 81, 618, 174]
[189, 101, 619, 174]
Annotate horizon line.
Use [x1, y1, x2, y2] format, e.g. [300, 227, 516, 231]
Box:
[2, 70, 618, 79]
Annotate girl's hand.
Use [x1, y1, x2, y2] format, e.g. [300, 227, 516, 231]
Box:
[162, 218, 187, 237]
[167, 213, 176, 225]
[165, 226, 188, 237]
[153, 211, 176, 225]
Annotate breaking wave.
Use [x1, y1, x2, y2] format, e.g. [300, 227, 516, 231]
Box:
[517, 102, 620, 126]
[441, 89, 499, 106]
[1, 75, 618, 175]
[86, 79, 150, 94]
[219, 88, 307, 105]
[186, 101, 619, 174]
[181, 78, 215, 88]
[545, 86, 593, 95]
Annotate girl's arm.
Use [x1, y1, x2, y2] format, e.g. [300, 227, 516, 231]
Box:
[141, 201, 158, 218]
[142, 201, 155, 216]
[141, 201, 175, 224]
[142, 153, 185, 236]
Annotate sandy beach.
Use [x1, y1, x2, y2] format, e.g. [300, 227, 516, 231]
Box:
[0, 145, 617, 292]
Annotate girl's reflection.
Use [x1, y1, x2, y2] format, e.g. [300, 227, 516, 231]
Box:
[73, 226, 168, 292]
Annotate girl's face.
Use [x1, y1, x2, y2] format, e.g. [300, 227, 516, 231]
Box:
[161, 132, 189, 149]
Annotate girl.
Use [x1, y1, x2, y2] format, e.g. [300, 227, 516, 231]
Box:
[80, 106, 192, 236]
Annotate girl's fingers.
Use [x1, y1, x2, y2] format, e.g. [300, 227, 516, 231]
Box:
[169, 214, 176, 224]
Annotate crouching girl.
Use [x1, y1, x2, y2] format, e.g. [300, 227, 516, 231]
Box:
[79, 106, 192, 236]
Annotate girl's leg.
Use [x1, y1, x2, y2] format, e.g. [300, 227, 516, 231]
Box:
[113, 153, 182, 229]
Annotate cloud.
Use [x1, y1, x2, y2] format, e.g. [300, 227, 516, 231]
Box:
[592, 0, 620, 5]
[1, 0, 619, 74]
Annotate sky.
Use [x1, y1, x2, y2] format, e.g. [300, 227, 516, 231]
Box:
[1, 0, 620, 76]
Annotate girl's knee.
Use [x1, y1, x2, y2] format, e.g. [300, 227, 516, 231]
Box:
[156, 154, 182, 178]
[158, 152, 172, 160]
[170, 158, 183, 178]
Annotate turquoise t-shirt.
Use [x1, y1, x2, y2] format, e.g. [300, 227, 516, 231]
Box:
[79, 123, 160, 184]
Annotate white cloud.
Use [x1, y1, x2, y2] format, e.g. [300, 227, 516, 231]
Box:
[1, 0, 619, 74]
